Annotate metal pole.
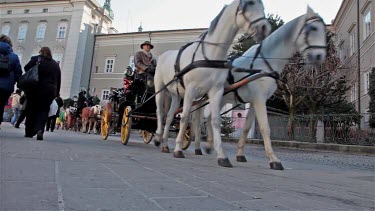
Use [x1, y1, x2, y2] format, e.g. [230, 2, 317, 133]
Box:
[357, 0, 361, 129]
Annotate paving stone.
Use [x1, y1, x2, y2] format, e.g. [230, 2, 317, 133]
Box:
[3, 157, 55, 182]
[62, 187, 162, 211]
[3, 181, 58, 210]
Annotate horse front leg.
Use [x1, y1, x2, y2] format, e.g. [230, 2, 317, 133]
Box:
[208, 88, 232, 168]
[161, 95, 180, 153]
[88, 118, 92, 134]
[174, 86, 195, 158]
[93, 119, 98, 134]
[236, 106, 255, 162]
[82, 118, 88, 133]
[253, 99, 283, 170]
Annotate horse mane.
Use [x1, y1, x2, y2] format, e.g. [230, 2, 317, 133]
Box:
[208, 5, 228, 35]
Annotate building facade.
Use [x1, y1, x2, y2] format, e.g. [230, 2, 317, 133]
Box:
[332, 0, 374, 127]
[0, 0, 117, 98]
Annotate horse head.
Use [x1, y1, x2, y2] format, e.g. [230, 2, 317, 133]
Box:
[296, 6, 327, 65]
[235, 0, 271, 42]
[208, 0, 270, 43]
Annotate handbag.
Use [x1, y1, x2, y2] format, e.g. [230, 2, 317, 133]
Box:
[18, 61, 39, 91]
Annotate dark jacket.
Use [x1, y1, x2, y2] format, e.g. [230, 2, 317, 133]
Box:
[0, 42, 22, 93]
[134, 51, 156, 74]
[77, 91, 86, 109]
[24, 55, 61, 98]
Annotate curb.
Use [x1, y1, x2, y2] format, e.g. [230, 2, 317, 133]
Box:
[222, 138, 375, 155]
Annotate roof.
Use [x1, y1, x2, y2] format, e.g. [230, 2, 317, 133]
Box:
[96, 28, 208, 37]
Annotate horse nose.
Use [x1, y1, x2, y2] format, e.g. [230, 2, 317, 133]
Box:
[316, 54, 322, 61]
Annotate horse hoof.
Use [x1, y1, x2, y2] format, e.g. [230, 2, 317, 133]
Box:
[161, 146, 170, 153]
[270, 162, 284, 170]
[218, 158, 233, 168]
[204, 147, 212, 154]
[154, 140, 161, 147]
[236, 156, 247, 162]
[173, 151, 185, 158]
[195, 149, 203, 155]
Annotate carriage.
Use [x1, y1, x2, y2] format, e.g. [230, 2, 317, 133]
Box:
[100, 67, 191, 148]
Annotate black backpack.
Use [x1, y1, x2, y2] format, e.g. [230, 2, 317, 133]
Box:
[0, 53, 10, 77]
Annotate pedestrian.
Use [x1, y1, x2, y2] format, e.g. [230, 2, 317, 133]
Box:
[10, 89, 22, 125]
[45, 97, 63, 132]
[0, 34, 22, 130]
[14, 93, 27, 128]
[76, 90, 86, 118]
[23, 46, 61, 140]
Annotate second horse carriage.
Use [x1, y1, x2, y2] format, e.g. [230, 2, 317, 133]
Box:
[100, 66, 191, 148]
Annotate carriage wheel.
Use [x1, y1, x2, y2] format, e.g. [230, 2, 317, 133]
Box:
[121, 106, 132, 145]
[101, 105, 111, 140]
[182, 128, 191, 150]
[141, 130, 153, 144]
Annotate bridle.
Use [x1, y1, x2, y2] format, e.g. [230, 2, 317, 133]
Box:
[297, 16, 327, 53]
[236, 0, 267, 38]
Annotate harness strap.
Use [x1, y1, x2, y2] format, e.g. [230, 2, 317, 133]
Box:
[227, 70, 246, 103]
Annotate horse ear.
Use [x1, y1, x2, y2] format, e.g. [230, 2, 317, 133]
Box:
[306, 5, 316, 18]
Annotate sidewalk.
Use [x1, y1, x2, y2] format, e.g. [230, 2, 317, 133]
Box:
[222, 137, 375, 155]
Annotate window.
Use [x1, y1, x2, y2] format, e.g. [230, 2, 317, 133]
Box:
[56, 22, 68, 39]
[1, 24, 10, 36]
[364, 10, 371, 40]
[349, 33, 355, 56]
[24, 9, 30, 14]
[17, 23, 28, 41]
[36, 23, 47, 40]
[101, 90, 110, 101]
[104, 57, 115, 73]
[364, 72, 370, 94]
[7, 10, 12, 14]
[351, 83, 356, 102]
[129, 56, 135, 70]
[42, 8, 48, 13]
[339, 42, 345, 62]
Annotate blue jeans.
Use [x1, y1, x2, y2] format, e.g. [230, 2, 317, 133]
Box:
[11, 108, 20, 125]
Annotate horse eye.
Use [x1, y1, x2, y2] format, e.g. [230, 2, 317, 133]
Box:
[248, 1, 255, 5]
[310, 26, 318, 31]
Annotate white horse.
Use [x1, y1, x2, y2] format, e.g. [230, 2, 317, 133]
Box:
[192, 7, 327, 170]
[154, 0, 271, 167]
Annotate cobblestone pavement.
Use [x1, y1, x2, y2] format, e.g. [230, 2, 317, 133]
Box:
[0, 124, 374, 211]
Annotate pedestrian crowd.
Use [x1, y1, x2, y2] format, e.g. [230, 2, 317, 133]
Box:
[0, 34, 61, 140]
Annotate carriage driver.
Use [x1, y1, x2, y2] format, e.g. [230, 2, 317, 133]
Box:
[134, 41, 157, 80]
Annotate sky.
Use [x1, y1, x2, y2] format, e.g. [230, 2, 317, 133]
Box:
[97, 0, 343, 33]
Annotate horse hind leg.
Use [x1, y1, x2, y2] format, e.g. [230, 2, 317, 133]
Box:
[253, 99, 283, 170]
[161, 95, 179, 153]
[236, 107, 255, 162]
[191, 107, 203, 155]
[155, 85, 167, 147]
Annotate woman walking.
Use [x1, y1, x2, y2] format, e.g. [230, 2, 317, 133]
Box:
[24, 47, 61, 140]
